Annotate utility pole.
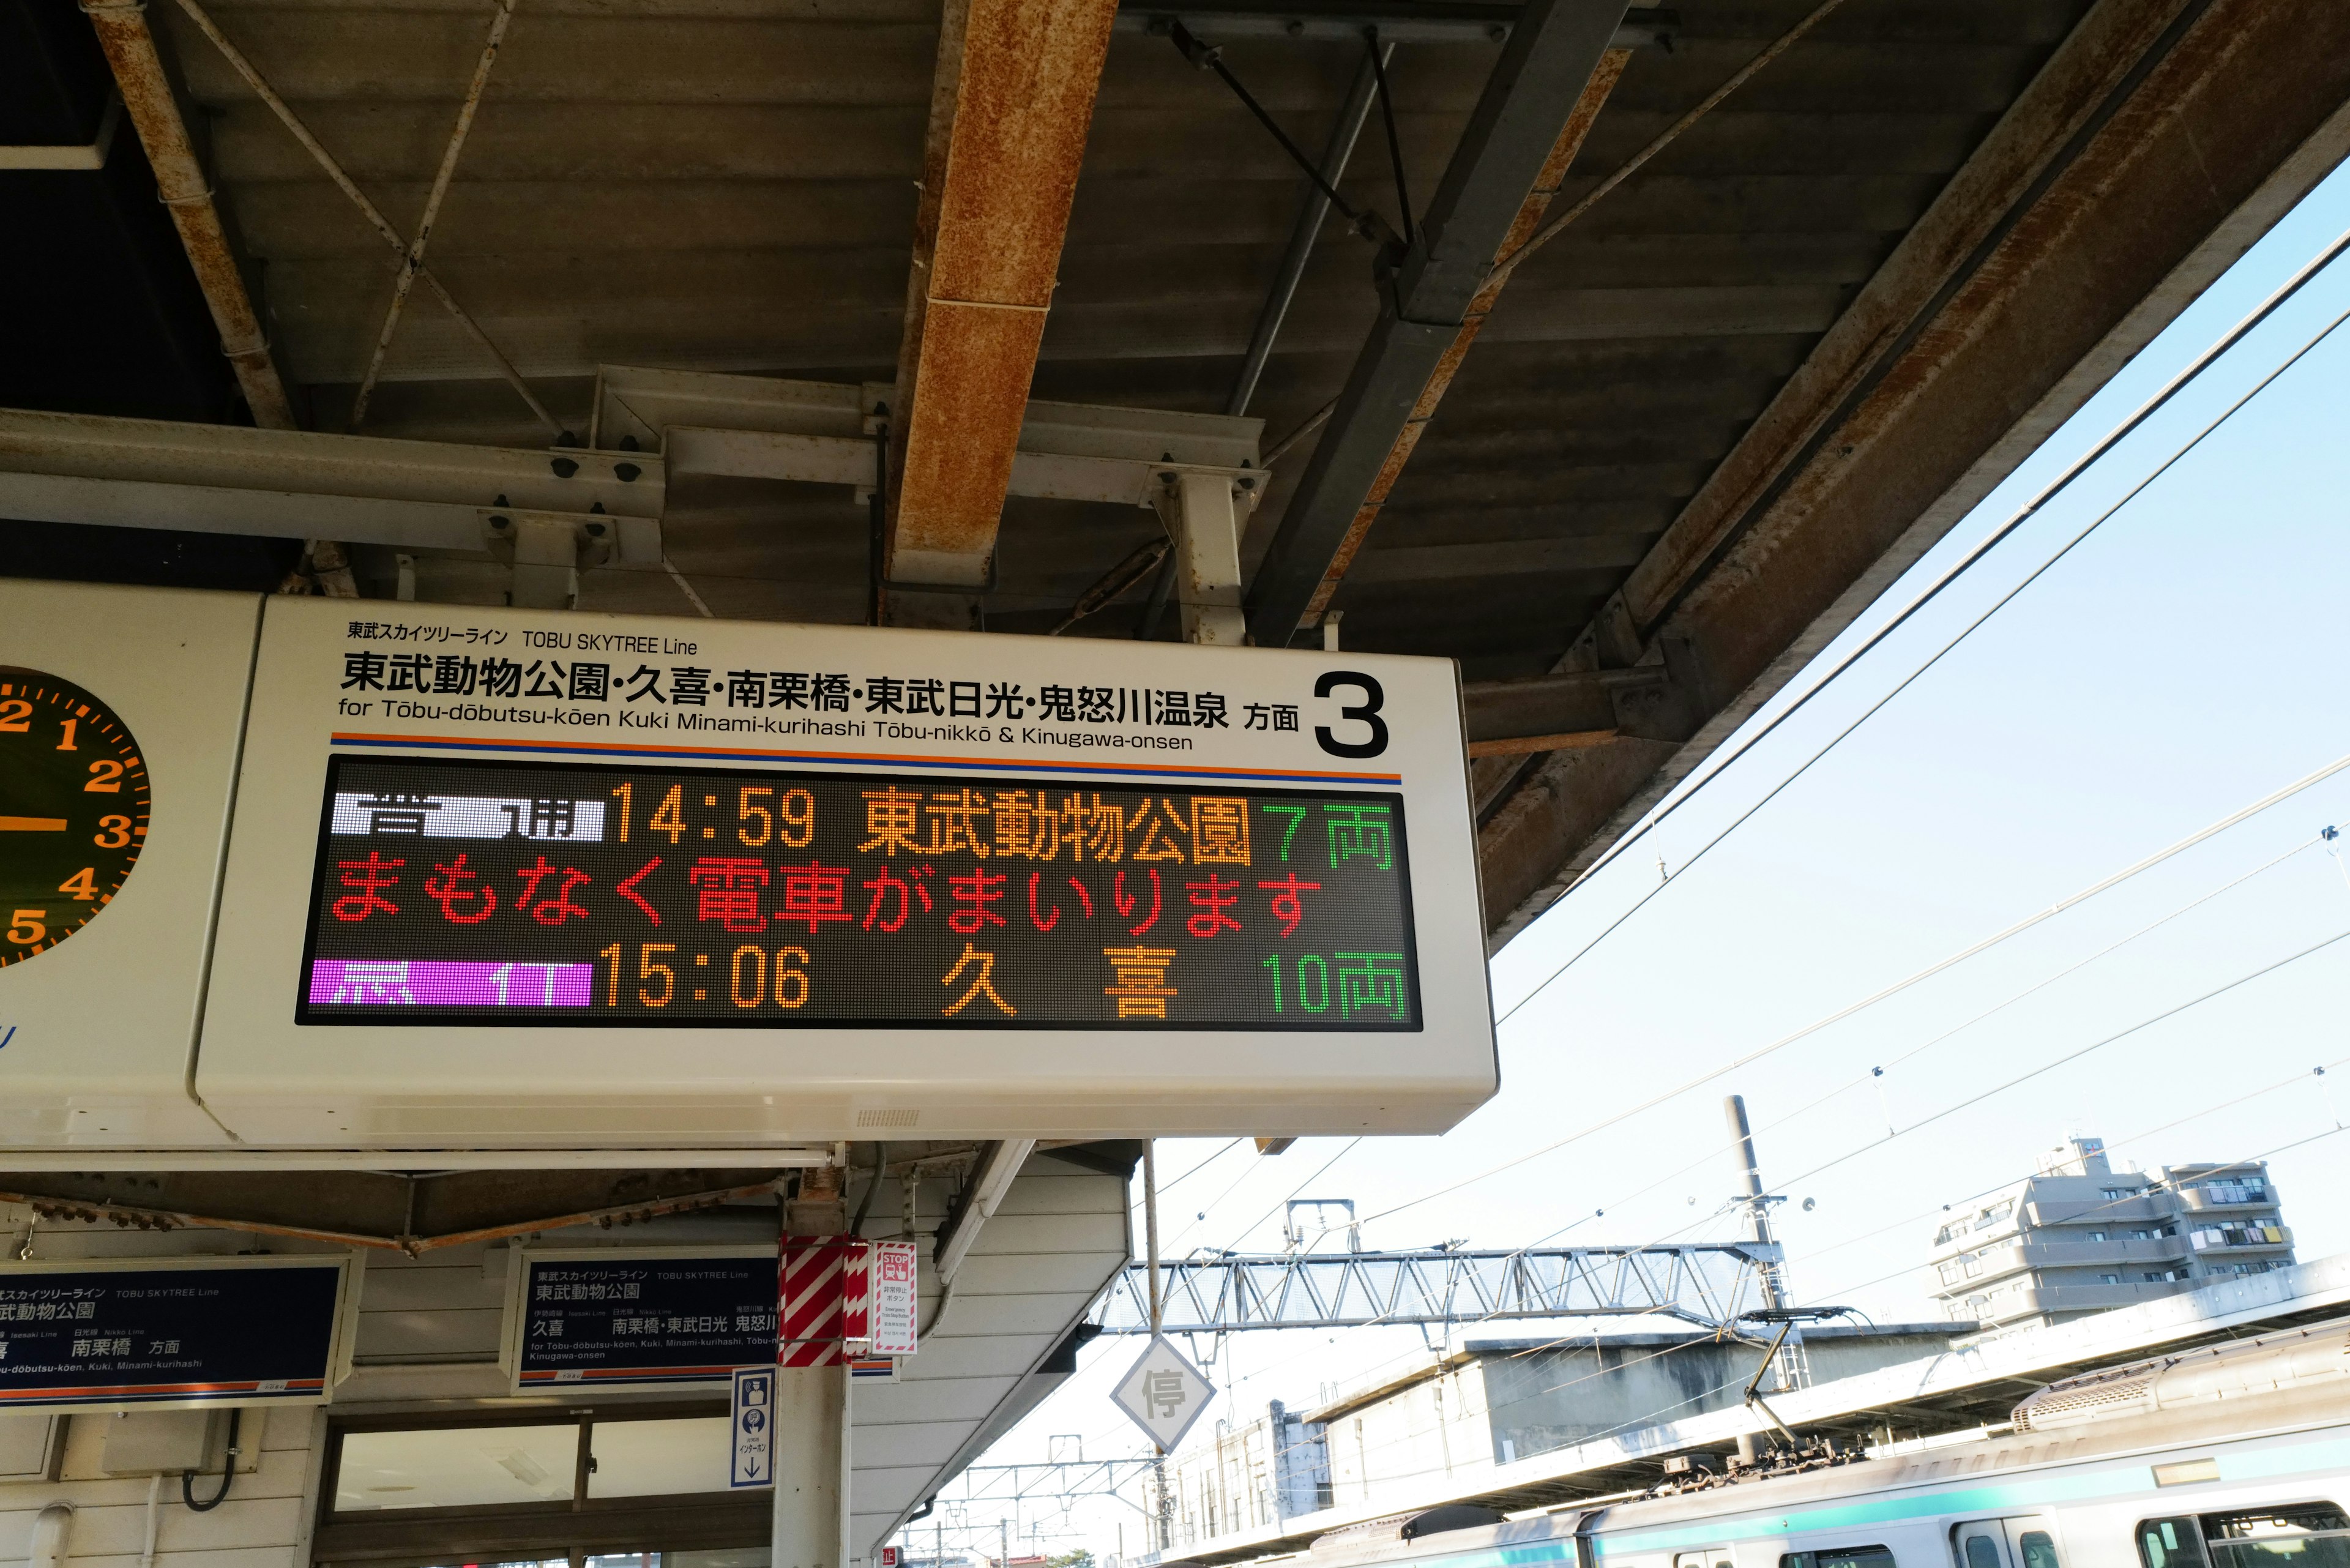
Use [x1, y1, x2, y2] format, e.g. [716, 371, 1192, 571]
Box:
[1723, 1095, 1808, 1390]
[1000, 1517, 1010, 1568]
[1144, 1141, 1169, 1553]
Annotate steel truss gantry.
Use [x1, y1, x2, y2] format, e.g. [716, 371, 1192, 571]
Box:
[1088, 1242, 1778, 1334]
[946, 1457, 1160, 1504]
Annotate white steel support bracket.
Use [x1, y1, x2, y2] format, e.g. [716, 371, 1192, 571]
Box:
[483, 509, 617, 610]
[1152, 469, 1253, 646]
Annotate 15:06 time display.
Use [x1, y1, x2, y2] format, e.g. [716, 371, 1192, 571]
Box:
[599, 941, 811, 1010]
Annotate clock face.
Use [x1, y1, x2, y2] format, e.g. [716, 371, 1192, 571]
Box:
[0, 668, 150, 968]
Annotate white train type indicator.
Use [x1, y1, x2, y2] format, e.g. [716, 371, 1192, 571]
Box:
[1264, 1322, 2350, 1568]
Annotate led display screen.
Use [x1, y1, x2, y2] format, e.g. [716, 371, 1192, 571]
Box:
[297, 754, 1420, 1029]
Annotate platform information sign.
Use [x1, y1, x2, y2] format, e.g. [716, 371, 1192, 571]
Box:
[729, 1365, 775, 1488]
[192, 595, 1498, 1145]
[0, 1256, 347, 1410]
[510, 1248, 776, 1391]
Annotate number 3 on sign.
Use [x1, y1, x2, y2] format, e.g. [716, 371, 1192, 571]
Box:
[1313, 671, 1387, 759]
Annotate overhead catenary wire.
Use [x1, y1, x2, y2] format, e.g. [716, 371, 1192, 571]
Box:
[1164, 846, 2346, 1476]
[1274, 1059, 2350, 1484]
[1302, 827, 2332, 1255]
[1371, 745, 2350, 1228]
[1499, 220, 2350, 1017]
[1239, 893, 2350, 1465]
[1796, 1055, 2350, 1277]
[1764, 924, 2350, 1199]
[1138, 832, 2350, 1490]
[1140, 954, 2350, 1488]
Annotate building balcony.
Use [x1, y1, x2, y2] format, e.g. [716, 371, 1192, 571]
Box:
[1928, 1236, 2187, 1291]
[2026, 1198, 2171, 1226]
[1964, 1280, 2193, 1327]
[2179, 1187, 2278, 1215]
[2189, 1224, 2292, 1252]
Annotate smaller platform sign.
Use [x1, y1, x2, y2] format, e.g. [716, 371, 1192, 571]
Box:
[868, 1240, 918, 1356]
[729, 1365, 775, 1488]
[0, 1256, 349, 1411]
[509, 1247, 776, 1390]
[1109, 1335, 1214, 1452]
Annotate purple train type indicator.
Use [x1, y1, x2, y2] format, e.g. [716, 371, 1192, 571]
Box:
[307, 960, 595, 1009]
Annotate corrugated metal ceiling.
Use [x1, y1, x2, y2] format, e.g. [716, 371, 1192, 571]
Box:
[165, 0, 2087, 667]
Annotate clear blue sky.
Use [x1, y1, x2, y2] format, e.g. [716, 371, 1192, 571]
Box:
[924, 150, 2350, 1568]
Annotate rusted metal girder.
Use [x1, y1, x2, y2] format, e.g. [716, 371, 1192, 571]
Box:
[1480, 0, 2350, 943]
[81, 0, 295, 432]
[1300, 45, 1630, 626]
[883, 0, 1121, 608]
[1242, 0, 1631, 646]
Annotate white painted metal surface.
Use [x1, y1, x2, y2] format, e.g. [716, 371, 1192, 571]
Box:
[0, 581, 258, 1149]
[0, 408, 663, 561]
[1108, 1335, 1215, 1451]
[190, 594, 1492, 1148]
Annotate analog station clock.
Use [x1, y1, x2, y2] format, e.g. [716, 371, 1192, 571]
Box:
[0, 668, 150, 967]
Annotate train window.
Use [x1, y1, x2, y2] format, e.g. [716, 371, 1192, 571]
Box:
[1783, 1546, 1897, 1568]
[2141, 1518, 2212, 1568]
[1968, 1538, 2004, 1568]
[2202, 1506, 2350, 1568]
[2019, 1531, 2061, 1568]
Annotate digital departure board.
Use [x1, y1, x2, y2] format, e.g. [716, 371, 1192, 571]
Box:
[0, 1258, 346, 1409]
[297, 754, 1420, 1030]
[512, 1250, 776, 1390]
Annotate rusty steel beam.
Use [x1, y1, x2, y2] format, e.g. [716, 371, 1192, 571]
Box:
[883, 0, 1121, 605]
[1480, 0, 2350, 944]
[81, 0, 296, 432]
[1243, 1, 1630, 646]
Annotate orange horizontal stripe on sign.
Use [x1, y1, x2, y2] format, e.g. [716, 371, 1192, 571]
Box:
[0, 818, 67, 832]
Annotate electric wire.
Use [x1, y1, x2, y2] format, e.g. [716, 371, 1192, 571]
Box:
[1153, 839, 2350, 1495]
[1162, 831, 2346, 1474]
[1795, 1055, 2350, 1277]
[1059, 252, 2350, 1482]
[1134, 1004, 2350, 1503]
[1151, 1139, 1244, 1198]
[1496, 221, 2350, 1026]
[1764, 924, 2350, 1200]
[1300, 828, 2332, 1256]
[1376, 744, 2350, 1228]
[1227, 902, 2350, 1476]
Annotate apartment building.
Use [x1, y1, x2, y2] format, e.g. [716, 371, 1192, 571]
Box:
[1925, 1136, 2294, 1335]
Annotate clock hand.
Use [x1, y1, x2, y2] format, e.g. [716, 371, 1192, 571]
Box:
[0, 818, 68, 832]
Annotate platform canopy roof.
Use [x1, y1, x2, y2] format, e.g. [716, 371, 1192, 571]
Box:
[6, 0, 2348, 941]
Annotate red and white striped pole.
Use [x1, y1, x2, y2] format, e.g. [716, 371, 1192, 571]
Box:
[774, 1163, 854, 1568]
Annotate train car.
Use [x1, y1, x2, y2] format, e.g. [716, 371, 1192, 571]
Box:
[1277, 1319, 2350, 1568]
